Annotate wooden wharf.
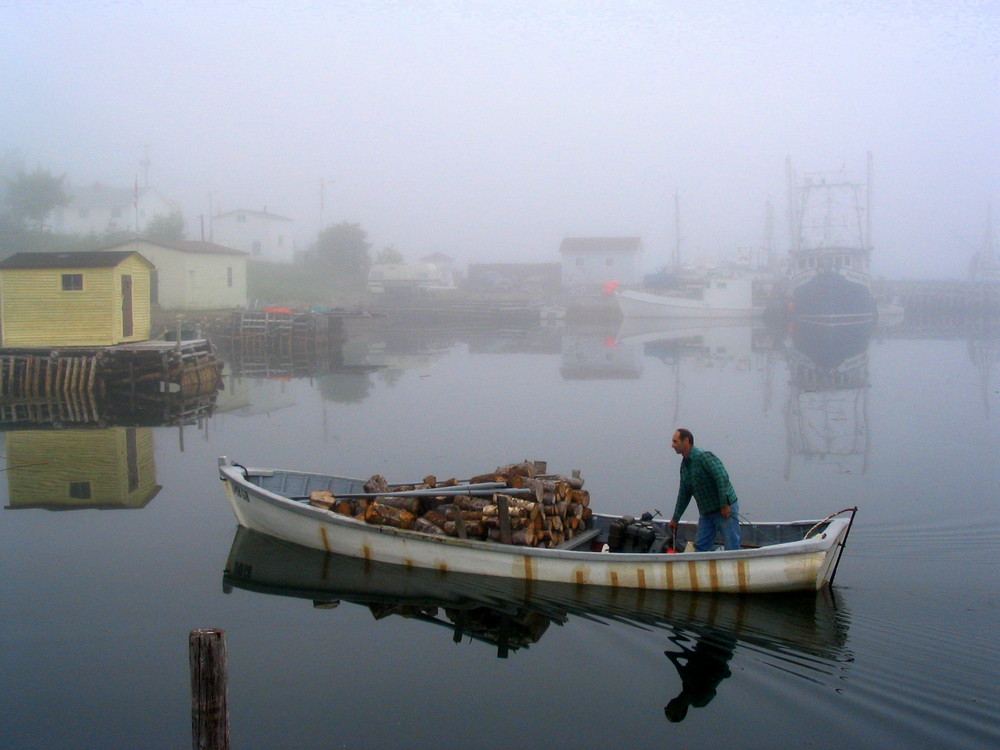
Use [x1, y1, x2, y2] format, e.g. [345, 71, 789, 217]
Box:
[220, 310, 347, 356]
[874, 279, 1000, 314]
[0, 339, 223, 403]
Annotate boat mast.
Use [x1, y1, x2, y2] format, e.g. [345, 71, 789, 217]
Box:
[865, 151, 874, 254]
[673, 189, 681, 271]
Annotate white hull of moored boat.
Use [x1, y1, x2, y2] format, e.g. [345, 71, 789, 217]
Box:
[219, 459, 854, 595]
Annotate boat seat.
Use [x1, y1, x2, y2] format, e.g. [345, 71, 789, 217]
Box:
[553, 527, 601, 551]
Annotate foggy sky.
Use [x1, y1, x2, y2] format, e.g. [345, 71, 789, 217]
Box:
[2, 0, 997, 278]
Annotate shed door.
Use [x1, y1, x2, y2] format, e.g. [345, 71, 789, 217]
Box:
[121, 275, 133, 338]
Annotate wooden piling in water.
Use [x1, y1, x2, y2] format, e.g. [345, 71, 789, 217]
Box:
[189, 627, 230, 750]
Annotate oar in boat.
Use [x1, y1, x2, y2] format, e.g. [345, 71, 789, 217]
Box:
[291, 485, 537, 501]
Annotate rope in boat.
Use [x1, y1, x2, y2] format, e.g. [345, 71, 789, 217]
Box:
[805, 507, 859, 539]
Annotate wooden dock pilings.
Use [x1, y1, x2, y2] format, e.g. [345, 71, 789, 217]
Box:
[0, 353, 99, 400]
[0, 340, 223, 402]
[221, 310, 344, 355]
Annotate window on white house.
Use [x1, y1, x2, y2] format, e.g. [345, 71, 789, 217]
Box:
[227, 267, 233, 287]
[62, 273, 83, 291]
[252, 241, 261, 254]
[575, 258, 584, 267]
[237, 214, 247, 223]
[606, 258, 614, 266]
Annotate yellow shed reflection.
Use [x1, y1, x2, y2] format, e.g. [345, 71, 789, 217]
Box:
[5, 427, 161, 510]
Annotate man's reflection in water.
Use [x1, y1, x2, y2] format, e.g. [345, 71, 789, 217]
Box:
[664, 631, 737, 722]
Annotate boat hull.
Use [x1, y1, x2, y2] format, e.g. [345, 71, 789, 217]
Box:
[616, 289, 763, 320]
[219, 459, 854, 595]
[789, 269, 877, 328]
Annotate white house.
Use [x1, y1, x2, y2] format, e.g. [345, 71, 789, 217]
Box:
[559, 237, 643, 289]
[211, 209, 295, 262]
[106, 238, 248, 310]
[50, 183, 180, 235]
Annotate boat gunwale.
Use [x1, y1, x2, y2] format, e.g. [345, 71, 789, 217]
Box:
[219, 461, 848, 564]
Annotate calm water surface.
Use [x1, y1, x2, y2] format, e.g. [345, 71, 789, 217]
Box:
[2, 316, 998, 749]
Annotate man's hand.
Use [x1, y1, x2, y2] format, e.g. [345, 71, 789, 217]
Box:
[669, 519, 678, 532]
[720, 505, 731, 519]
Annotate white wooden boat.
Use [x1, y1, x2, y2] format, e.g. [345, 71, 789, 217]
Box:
[616, 278, 764, 319]
[222, 526, 850, 658]
[218, 457, 856, 594]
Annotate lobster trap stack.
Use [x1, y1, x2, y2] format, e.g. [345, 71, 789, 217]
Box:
[307, 460, 595, 549]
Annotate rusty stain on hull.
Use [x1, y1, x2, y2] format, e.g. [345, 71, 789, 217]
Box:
[522, 555, 534, 582]
[319, 526, 331, 552]
[737, 559, 749, 592]
[687, 560, 700, 591]
[610, 570, 620, 588]
[665, 560, 675, 590]
[708, 559, 720, 591]
[637, 568, 647, 589]
[575, 569, 585, 585]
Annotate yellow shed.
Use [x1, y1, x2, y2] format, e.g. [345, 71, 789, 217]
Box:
[0, 250, 153, 347]
[4, 427, 160, 510]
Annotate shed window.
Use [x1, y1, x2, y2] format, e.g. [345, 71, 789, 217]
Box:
[62, 273, 83, 291]
[605, 257, 614, 266]
[69, 481, 91, 499]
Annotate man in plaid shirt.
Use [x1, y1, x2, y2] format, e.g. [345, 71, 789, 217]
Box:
[668, 428, 741, 551]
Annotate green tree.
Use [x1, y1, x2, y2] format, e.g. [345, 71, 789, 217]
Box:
[144, 210, 185, 241]
[373, 245, 404, 265]
[4, 167, 69, 229]
[313, 221, 372, 282]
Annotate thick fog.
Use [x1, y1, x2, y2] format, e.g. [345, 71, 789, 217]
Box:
[2, 1, 997, 278]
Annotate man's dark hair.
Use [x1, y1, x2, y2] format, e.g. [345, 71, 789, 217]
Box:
[676, 428, 694, 445]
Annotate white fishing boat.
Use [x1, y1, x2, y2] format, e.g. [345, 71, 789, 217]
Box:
[218, 457, 856, 594]
[616, 277, 764, 319]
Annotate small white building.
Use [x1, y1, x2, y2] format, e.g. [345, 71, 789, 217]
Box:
[107, 238, 248, 310]
[50, 183, 180, 235]
[559, 237, 643, 290]
[211, 209, 295, 262]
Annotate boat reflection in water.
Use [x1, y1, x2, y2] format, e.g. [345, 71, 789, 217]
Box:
[223, 528, 852, 715]
[784, 320, 874, 478]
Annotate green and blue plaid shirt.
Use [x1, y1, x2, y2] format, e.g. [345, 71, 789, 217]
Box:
[672, 446, 738, 521]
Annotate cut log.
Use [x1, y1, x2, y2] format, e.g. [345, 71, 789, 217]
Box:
[412, 517, 446, 535]
[373, 495, 421, 515]
[364, 502, 416, 530]
[488, 527, 536, 546]
[364, 475, 390, 494]
[422, 509, 448, 529]
[309, 490, 335, 509]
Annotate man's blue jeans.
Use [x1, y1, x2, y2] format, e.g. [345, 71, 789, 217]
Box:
[695, 501, 741, 551]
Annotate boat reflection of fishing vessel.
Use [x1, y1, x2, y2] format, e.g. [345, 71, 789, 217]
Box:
[223, 527, 850, 661]
[784, 320, 873, 478]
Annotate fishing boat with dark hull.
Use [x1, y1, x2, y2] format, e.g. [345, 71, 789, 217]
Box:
[218, 457, 857, 595]
[786, 155, 878, 329]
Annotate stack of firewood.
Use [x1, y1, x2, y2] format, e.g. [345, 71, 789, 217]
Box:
[308, 460, 594, 549]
